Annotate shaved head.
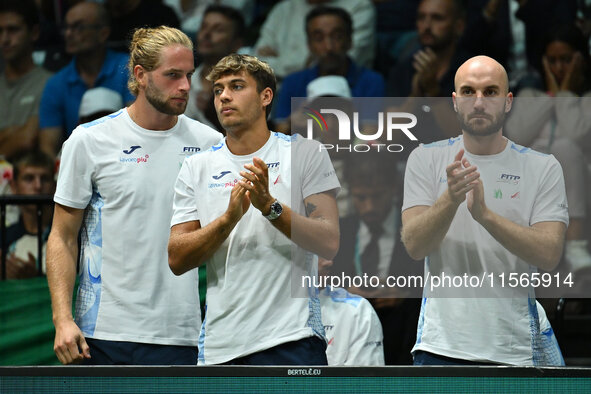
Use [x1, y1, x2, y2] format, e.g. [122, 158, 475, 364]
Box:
[452, 56, 512, 138]
[454, 55, 509, 94]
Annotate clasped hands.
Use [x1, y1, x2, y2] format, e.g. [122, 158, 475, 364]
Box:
[446, 148, 489, 223]
[226, 157, 275, 221]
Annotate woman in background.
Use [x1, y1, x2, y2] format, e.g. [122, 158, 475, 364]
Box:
[505, 23, 591, 276]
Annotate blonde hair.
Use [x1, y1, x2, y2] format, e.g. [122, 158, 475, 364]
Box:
[206, 54, 276, 117]
[127, 26, 193, 96]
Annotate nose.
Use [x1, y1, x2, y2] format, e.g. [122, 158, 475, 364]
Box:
[218, 86, 231, 102]
[198, 27, 211, 42]
[63, 28, 75, 42]
[179, 75, 190, 93]
[32, 176, 43, 192]
[323, 36, 335, 52]
[418, 16, 432, 32]
[473, 92, 486, 110]
[554, 61, 567, 77]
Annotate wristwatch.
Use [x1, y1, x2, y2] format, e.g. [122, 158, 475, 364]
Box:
[264, 199, 283, 221]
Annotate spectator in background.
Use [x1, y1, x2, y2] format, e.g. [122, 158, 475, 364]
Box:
[386, 0, 471, 144]
[254, 0, 376, 80]
[38, 1, 134, 159]
[105, 0, 179, 53]
[332, 150, 421, 365]
[4, 150, 55, 279]
[318, 258, 385, 366]
[35, 0, 79, 73]
[274, 6, 384, 132]
[162, 0, 254, 38]
[78, 87, 124, 124]
[185, 5, 244, 132]
[505, 24, 591, 277]
[0, 0, 52, 162]
[387, 0, 470, 98]
[461, 0, 578, 89]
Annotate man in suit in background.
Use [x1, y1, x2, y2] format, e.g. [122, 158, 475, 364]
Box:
[332, 150, 421, 365]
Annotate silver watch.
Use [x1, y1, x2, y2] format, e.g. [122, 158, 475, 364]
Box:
[264, 200, 283, 221]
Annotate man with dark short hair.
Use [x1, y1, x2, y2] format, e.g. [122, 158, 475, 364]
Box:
[254, 0, 376, 79]
[185, 5, 244, 131]
[387, 0, 471, 98]
[4, 150, 55, 279]
[332, 151, 422, 365]
[0, 0, 52, 160]
[168, 54, 340, 365]
[274, 6, 384, 132]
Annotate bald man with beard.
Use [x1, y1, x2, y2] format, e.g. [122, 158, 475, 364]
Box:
[400, 56, 568, 366]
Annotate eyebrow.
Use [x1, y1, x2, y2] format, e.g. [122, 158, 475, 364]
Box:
[213, 78, 246, 87]
[163, 68, 195, 74]
[459, 84, 501, 90]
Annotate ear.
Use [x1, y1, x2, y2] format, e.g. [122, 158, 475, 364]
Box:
[261, 87, 273, 109]
[505, 92, 513, 113]
[452, 91, 458, 112]
[134, 65, 147, 90]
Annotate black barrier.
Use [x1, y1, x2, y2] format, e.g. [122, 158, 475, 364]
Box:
[0, 195, 53, 280]
[1, 366, 590, 393]
[2, 365, 591, 377]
